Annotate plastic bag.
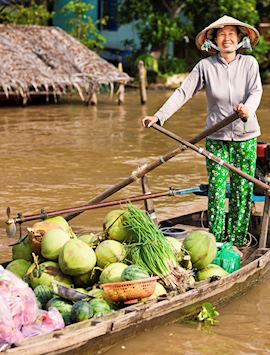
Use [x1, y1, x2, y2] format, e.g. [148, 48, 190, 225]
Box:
[212, 242, 240, 273]
[0, 266, 38, 329]
[0, 294, 24, 347]
[0, 266, 65, 348]
[21, 308, 65, 338]
[0, 266, 38, 347]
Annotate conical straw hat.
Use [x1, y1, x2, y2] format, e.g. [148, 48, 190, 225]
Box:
[196, 15, 260, 54]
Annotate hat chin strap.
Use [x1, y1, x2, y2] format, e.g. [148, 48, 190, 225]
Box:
[201, 36, 252, 52]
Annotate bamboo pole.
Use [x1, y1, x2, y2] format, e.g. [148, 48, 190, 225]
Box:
[10, 190, 174, 225]
[151, 123, 270, 192]
[138, 60, 147, 104]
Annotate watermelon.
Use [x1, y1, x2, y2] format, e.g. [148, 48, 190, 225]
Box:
[121, 265, 150, 281]
[71, 301, 93, 323]
[88, 288, 116, 309]
[46, 297, 73, 325]
[34, 285, 54, 308]
[89, 298, 111, 317]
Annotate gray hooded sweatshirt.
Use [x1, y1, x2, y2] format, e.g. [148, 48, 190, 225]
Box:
[154, 54, 263, 141]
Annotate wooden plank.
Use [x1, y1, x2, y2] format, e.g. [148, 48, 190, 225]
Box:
[7, 320, 113, 354]
[259, 193, 270, 248]
[111, 310, 144, 332]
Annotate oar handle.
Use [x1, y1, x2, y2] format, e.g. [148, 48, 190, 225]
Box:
[152, 123, 270, 192]
[151, 113, 242, 144]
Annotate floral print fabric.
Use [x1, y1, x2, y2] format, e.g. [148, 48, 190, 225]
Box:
[205, 138, 257, 246]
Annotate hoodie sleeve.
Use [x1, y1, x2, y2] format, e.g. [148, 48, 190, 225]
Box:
[154, 62, 204, 125]
[244, 57, 263, 117]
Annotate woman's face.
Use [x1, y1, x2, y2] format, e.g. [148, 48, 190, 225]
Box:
[215, 25, 241, 53]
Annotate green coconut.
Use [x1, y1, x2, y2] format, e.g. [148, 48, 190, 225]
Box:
[99, 262, 128, 284]
[59, 239, 96, 276]
[103, 209, 131, 242]
[45, 216, 77, 238]
[95, 240, 126, 269]
[196, 264, 229, 281]
[183, 231, 217, 270]
[12, 237, 32, 262]
[151, 282, 167, 298]
[28, 261, 73, 289]
[41, 229, 70, 261]
[88, 288, 108, 300]
[78, 233, 100, 248]
[6, 259, 31, 278]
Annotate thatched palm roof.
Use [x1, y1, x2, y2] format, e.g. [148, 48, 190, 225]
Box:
[0, 24, 130, 102]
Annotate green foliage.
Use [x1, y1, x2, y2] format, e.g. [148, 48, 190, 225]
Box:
[0, 0, 53, 25]
[61, 0, 106, 50]
[136, 53, 159, 72]
[159, 57, 190, 74]
[184, 0, 259, 37]
[118, 0, 188, 55]
[137, 13, 185, 54]
[197, 303, 219, 325]
[248, 33, 270, 69]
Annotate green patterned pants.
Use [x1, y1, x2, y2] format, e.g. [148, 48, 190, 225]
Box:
[205, 138, 257, 246]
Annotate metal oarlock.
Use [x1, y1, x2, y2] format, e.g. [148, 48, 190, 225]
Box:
[5, 207, 17, 238]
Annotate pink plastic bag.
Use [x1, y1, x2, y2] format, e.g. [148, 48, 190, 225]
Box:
[22, 308, 65, 337]
[0, 266, 38, 329]
[0, 294, 24, 346]
[0, 266, 65, 348]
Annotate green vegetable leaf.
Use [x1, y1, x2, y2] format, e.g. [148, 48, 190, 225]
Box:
[197, 303, 219, 325]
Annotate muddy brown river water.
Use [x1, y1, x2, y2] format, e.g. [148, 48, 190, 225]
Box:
[0, 87, 269, 354]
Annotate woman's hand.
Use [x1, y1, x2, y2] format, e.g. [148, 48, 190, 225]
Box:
[142, 116, 159, 127]
[234, 103, 249, 120]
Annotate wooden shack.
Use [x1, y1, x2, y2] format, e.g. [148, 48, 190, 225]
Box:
[0, 24, 130, 104]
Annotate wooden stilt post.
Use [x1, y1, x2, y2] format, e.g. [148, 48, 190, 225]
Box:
[259, 191, 270, 248]
[138, 60, 147, 104]
[117, 62, 125, 105]
[90, 92, 97, 106]
[141, 175, 158, 224]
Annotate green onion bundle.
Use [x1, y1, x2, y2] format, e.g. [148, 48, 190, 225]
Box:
[124, 204, 190, 290]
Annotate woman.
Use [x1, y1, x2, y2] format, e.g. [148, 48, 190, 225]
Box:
[142, 16, 263, 247]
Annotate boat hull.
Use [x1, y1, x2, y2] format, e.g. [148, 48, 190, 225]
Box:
[5, 247, 270, 355]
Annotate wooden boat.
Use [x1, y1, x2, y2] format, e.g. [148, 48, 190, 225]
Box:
[4, 199, 270, 355]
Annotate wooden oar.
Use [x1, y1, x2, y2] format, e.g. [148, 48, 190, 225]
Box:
[65, 112, 240, 221]
[8, 186, 208, 225]
[151, 123, 270, 192]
